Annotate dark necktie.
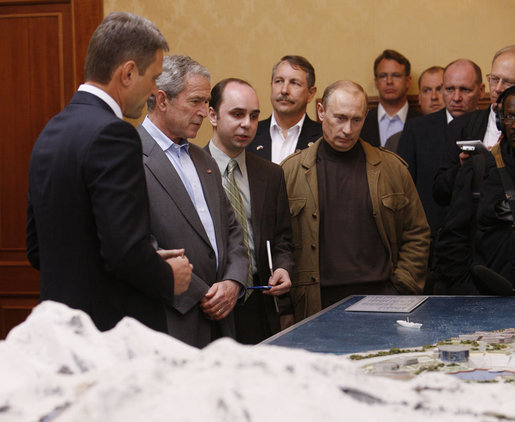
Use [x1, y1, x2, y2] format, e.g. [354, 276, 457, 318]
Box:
[224, 159, 253, 298]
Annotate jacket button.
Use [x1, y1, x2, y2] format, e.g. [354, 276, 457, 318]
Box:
[310, 244, 316, 250]
[312, 212, 317, 219]
[209, 251, 215, 259]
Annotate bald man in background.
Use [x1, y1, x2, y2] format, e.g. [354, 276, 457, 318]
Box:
[434, 45, 515, 206]
[398, 59, 484, 237]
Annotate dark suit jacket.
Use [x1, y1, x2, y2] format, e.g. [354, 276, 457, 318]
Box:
[26, 91, 174, 333]
[245, 152, 294, 337]
[432, 108, 490, 206]
[397, 108, 449, 234]
[361, 105, 422, 147]
[138, 125, 248, 348]
[206, 145, 294, 342]
[246, 114, 322, 161]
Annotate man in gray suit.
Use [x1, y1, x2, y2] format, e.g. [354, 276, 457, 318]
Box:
[137, 55, 248, 348]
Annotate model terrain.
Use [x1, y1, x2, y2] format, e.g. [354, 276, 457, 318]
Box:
[0, 302, 514, 421]
[349, 327, 515, 383]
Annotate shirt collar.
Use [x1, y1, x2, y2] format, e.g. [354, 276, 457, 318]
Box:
[488, 104, 497, 125]
[445, 109, 454, 123]
[377, 101, 409, 123]
[208, 140, 246, 176]
[142, 116, 189, 154]
[78, 84, 123, 119]
[270, 112, 306, 133]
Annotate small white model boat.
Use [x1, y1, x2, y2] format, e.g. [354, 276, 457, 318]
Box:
[396, 317, 422, 329]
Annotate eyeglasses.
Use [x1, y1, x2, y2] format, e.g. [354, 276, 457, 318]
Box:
[376, 72, 406, 82]
[503, 113, 515, 124]
[487, 74, 515, 89]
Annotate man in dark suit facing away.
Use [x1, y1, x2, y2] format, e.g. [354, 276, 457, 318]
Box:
[246, 55, 322, 163]
[137, 56, 249, 348]
[26, 12, 192, 333]
[207, 78, 294, 344]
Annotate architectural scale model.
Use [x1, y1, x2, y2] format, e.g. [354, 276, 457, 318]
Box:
[349, 328, 515, 382]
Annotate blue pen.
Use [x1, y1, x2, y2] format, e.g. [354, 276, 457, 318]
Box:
[247, 285, 273, 290]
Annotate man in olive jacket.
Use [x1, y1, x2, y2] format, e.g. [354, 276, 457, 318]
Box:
[281, 80, 430, 322]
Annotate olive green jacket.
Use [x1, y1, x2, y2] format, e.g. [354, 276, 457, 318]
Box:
[281, 139, 430, 322]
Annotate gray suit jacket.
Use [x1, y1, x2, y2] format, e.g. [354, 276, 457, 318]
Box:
[138, 125, 248, 348]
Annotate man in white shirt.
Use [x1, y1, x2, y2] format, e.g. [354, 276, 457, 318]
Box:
[361, 49, 422, 147]
[246, 55, 322, 163]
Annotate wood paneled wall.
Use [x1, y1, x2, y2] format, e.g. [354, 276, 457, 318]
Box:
[0, 0, 103, 338]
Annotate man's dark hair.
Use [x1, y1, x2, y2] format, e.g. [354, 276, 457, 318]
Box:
[271, 55, 316, 89]
[84, 12, 169, 84]
[418, 66, 444, 89]
[210, 78, 253, 113]
[374, 49, 411, 77]
[500, 85, 515, 109]
[444, 59, 483, 85]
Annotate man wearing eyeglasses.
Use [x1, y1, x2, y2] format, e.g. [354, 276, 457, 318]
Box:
[360, 49, 421, 148]
[434, 46, 515, 206]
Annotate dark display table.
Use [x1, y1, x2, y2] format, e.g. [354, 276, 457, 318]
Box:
[263, 296, 515, 354]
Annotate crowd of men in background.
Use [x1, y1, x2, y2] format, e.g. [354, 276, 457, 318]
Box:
[26, 11, 515, 349]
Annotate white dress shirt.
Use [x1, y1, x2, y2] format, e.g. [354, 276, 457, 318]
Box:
[377, 102, 409, 147]
[483, 105, 502, 149]
[446, 109, 454, 124]
[78, 84, 123, 119]
[142, 117, 219, 264]
[270, 112, 306, 164]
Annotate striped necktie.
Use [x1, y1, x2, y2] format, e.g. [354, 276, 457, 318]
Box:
[224, 159, 253, 297]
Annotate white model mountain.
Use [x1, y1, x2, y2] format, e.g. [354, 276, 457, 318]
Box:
[0, 301, 513, 421]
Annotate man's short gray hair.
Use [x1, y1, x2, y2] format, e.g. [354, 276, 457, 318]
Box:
[147, 55, 211, 111]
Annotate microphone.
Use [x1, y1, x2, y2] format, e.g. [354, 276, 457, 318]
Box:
[472, 265, 515, 296]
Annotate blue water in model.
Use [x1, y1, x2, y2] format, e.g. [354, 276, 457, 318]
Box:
[451, 369, 515, 381]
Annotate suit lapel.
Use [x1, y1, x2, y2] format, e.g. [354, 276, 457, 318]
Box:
[297, 115, 322, 150]
[140, 127, 212, 247]
[407, 106, 422, 120]
[189, 145, 224, 259]
[253, 118, 272, 159]
[361, 108, 381, 147]
[246, 154, 265, 252]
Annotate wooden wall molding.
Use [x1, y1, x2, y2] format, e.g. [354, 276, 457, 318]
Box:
[316, 94, 492, 122]
[0, 0, 103, 338]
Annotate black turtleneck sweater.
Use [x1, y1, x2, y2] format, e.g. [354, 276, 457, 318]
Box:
[316, 139, 390, 287]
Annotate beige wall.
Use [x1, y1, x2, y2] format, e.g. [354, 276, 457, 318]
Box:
[105, 0, 515, 145]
